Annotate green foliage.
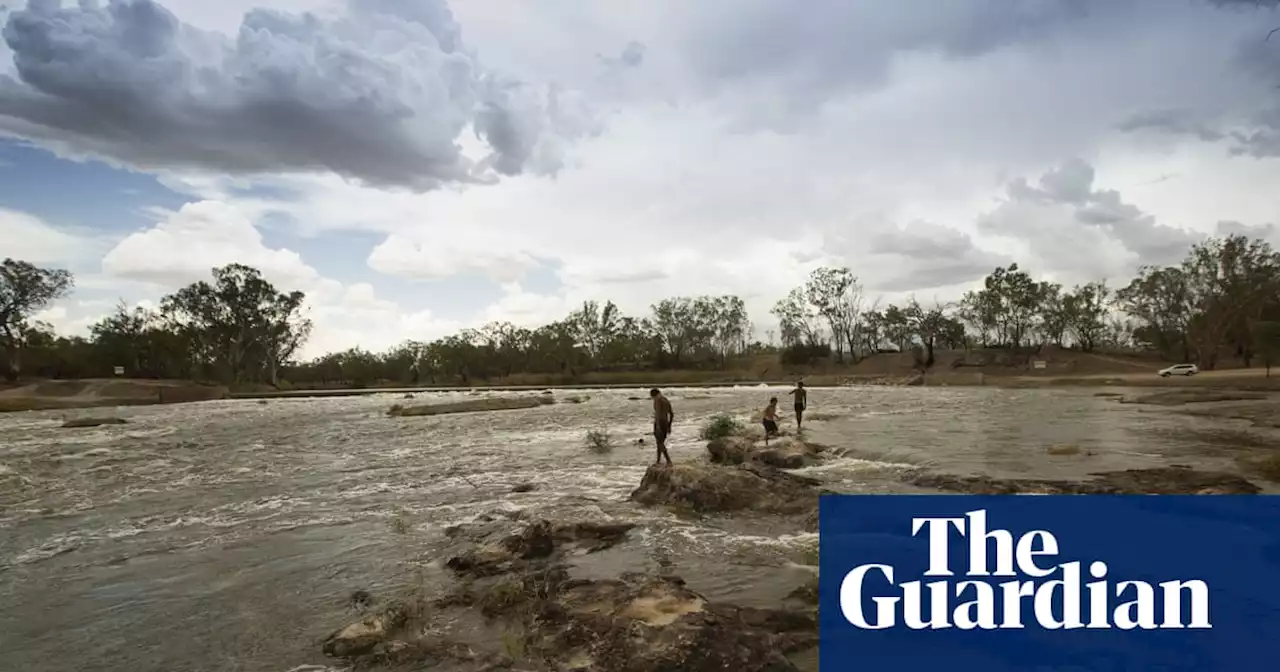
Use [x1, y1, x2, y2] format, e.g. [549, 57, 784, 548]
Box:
[585, 429, 613, 453]
[700, 414, 745, 441]
[7, 230, 1280, 385]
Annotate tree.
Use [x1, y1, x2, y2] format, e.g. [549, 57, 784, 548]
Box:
[802, 267, 861, 361]
[161, 264, 311, 383]
[1249, 320, 1280, 377]
[0, 259, 73, 380]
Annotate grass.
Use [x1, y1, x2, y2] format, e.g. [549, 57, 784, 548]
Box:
[500, 628, 527, 659]
[585, 429, 613, 453]
[700, 414, 746, 441]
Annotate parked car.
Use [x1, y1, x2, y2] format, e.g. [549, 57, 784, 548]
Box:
[1158, 364, 1199, 377]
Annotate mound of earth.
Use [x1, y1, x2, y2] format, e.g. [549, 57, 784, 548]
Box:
[706, 435, 824, 469]
[630, 463, 822, 520]
[1118, 389, 1268, 406]
[445, 519, 636, 578]
[906, 467, 1261, 495]
[0, 379, 228, 412]
[326, 572, 816, 671]
[388, 396, 555, 417]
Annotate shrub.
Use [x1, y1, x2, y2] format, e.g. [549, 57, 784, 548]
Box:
[585, 429, 612, 453]
[700, 414, 745, 441]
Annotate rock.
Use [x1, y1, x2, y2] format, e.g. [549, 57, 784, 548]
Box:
[402, 393, 415, 399]
[445, 520, 636, 577]
[62, 416, 127, 428]
[322, 602, 411, 658]
[1046, 443, 1081, 456]
[630, 463, 821, 516]
[521, 574, 816, 671]
[906, 467, 1261, 495]
[510, 482, 537, 493]
[388, 396, 555, 417]
[707, 435, 822, 469]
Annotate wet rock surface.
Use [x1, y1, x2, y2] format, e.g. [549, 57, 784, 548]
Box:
[706, 436, 824, 469]
[321, 518, 818, 672]
[445, 519, 636, 578]
[906, 466, 1262, 494]
[629, 463, 823, 520]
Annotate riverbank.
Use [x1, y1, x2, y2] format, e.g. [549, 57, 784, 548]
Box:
[1, 367, 1276, 411]
[0, 379, 228, 413]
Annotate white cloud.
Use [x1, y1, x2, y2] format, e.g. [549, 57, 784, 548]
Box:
[6, 0, 1280, 357]
[0, 208, 101, 264]
[95, 200, 458, 358]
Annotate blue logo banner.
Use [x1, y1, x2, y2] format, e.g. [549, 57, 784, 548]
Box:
[818, 495, 1280, 671]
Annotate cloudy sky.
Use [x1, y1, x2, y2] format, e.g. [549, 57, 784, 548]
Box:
[2, 0, 1279, 358]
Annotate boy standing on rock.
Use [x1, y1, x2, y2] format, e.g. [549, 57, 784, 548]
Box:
[788, 381, 807, 432]
[762, 397, 781, 443]
[650, 388, 675, 466]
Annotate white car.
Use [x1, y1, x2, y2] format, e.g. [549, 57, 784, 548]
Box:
[1158, 364, 1199, 377]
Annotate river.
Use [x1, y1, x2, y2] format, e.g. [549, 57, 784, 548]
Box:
[0, 385, 1273, 672]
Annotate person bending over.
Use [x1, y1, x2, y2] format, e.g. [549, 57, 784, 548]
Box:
[788, 381, 807, 431]
[650, 388, 675, 466]
[762, 397, 781, 443]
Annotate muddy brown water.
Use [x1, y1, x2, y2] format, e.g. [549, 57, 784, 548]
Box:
[1, 386, 1276, 672]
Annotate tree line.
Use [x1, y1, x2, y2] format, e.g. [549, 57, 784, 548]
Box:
[2, 232, 1279, 387]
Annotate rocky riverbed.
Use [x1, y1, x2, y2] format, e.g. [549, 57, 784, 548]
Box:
[2, 386, 1277, 672]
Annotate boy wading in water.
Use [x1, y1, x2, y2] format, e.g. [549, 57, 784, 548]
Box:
[788, 381, 807, 432]
[650, 388, 675, 466]
[762, 397, 781, 443]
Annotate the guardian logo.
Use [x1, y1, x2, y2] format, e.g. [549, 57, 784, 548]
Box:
[840, 509, 1212, 631]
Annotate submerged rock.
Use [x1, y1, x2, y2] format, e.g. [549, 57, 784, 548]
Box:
[61, 416, 128, 428]
[707, 435, 823, 469]
[630, 463, 821, 518]
[388, 396, 555, 417]
[445, 519, 636, 577]
[322, 602, 412, 658]
[906, 467, 1261, 495]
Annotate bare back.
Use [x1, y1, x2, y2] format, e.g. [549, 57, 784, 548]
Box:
[653, 395, 673, 423]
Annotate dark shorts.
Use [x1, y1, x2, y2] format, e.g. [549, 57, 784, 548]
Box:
[654, 421, 672, 442]
[763, 419, 779, 434]
[794, 404, 806, 414]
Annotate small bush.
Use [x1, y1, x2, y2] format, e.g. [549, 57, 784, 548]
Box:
[700, 414, 745, 441]
[585, 429, 613, 453]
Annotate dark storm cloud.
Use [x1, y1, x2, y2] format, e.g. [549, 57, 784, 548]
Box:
[0, 0, 586, 190]
[675, 0, 1123, 97]
[864, 220, 1011, 292]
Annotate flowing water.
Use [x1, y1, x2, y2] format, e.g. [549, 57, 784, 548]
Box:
[1, 385, 1274, 672]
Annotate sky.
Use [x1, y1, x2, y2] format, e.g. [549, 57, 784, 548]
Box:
[1, 0, 1279, 359]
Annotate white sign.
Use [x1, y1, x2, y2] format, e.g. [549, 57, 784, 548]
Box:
[1032, 360, 1047, 370]
[113, 366, 125, 376]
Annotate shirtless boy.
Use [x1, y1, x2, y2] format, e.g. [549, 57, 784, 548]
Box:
[650, 388, 675, 465]
[788, 381, 807, 431]
[762, 397, 781, 443]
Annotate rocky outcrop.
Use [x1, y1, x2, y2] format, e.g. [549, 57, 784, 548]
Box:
[445, 519, 636, 577]
[322, 602, 413, 658]
[630, 463, 822, 520]
[706, 435, 823, 469]
[512, 573, 816, 671]
[329, 573, 816, 671]
[906, 467, 1261, 495]
[388, 395, 555, 417]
